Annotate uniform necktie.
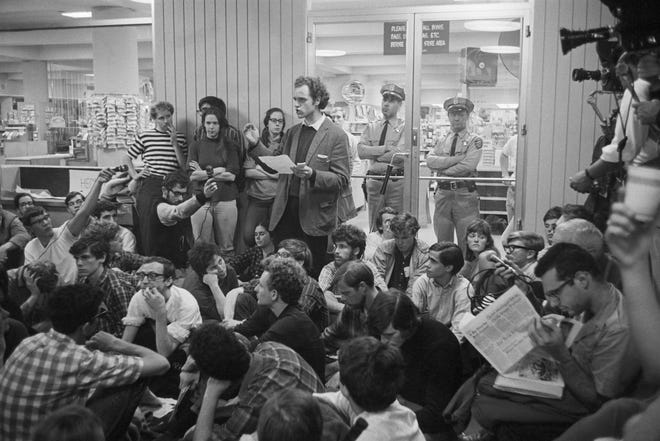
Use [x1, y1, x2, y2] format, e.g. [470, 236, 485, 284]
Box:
[449, 133, 459, 156]
[378, 121, 389, 146]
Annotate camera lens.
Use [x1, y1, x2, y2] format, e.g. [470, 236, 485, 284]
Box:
[572, 68, 602, 82]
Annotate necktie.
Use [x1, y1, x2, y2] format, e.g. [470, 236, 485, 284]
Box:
[378, 121, 389, 146]
[449, 133, 459, 156]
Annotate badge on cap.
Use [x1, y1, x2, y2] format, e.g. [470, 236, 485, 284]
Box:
[443, 97, 474, 113]
[380, 84, 406, 101]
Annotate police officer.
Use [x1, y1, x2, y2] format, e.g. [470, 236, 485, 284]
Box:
[358, 84, 407, 229]
[426, 97, 483, 252]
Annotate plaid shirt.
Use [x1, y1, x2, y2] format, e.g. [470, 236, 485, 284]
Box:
[300, 277, 329, 332]
[0, 329, 142, 441]
[80, 268, 136, 337]
[108, 251, 146, 274]
[229, 246, 271, 281]
[210, 341, 324, 441]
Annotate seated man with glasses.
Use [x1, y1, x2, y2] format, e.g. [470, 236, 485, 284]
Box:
[456, 242, 637, 441]
[0, 284, 170, 441]
[502, 231, 545, 279]
[122, 256, 202, 397]
[22, 168, 115, 284]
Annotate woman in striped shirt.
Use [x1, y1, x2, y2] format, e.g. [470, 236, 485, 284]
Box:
[123, 101, 187, 255]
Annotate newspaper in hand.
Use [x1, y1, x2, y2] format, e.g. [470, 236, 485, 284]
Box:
[462, 285, 538, 374]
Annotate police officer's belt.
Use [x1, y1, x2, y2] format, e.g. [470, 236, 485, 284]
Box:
[367, 169, 404, 177]
[436, 180, 474, 191]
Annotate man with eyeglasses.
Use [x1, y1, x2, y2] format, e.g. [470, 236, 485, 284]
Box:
[0, 284, 170, 441]
[122, 256, 202, 397]
[462, 242, 636, 439]
[502, 231, 545, 279]
[104, 171, 217, 269]
[22, 168, 115, 284]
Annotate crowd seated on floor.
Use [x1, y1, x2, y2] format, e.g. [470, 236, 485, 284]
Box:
[1, 78, 660, 441]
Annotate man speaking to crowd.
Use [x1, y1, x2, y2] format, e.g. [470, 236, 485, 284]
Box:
[245, 76, 350, 278]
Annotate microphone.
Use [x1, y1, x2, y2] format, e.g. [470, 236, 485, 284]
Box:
[205, 165, 214, 179]
[111, 164, 128, 173]
[342, 418, 368, 441]
[488, 254, 523, 278]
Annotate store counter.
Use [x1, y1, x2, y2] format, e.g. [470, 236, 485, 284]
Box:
[1, 164, 133, 227]
[4, 153, 73, 166]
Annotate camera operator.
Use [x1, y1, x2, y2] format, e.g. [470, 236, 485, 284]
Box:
[570, 51, 660, 194]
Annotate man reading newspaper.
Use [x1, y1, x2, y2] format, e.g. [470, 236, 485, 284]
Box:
[451, 243, 638, 441]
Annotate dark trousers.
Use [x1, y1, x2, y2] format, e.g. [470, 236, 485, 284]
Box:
[273, 197, 329, 279]
[242, 196, 273, 247]
[133, 322, 187, 399]
[134, 176, 164, 256]
[87, 379, 147, 441]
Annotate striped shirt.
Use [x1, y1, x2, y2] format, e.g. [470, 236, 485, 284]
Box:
[0, 329, 142, 441]
[128, 129, 187, 176]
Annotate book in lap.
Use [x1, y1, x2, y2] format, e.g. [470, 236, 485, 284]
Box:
[461, 285, 582, 399]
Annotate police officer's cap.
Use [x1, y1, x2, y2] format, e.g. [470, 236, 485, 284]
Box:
[380, 84, 405, 101]
[443, 97, 474, 113]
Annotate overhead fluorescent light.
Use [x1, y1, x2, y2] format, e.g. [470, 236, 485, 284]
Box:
[61, 11, 92, 19]
[464, 20, 521, 32]
[85, 74, 95, 77]
[481, 45, 520, 54]
[131, 0, 153, 3]
[316, 49, 346, 57]
[496, 104, 518, 109]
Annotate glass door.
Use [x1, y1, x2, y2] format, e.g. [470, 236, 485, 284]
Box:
[411, 9, 528, 245]
[307, 13, 415, 233]
[308, 5, 529, 243]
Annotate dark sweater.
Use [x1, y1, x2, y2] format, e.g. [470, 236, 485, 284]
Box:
[181, 266, 239, 321]
[399, 318, 462, 434]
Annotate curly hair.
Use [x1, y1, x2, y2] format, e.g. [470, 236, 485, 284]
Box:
[24, 261, 59, 294]
[389, 213, 420, 237]
[294, 76, 330, 110]
[464, 219, 495, 262]
[150, 101, 174, 119]
[263, 257, 306, 305]
[91, 200, 119, 219]
[331, 223, 367, 259]
[257, 389, 322, 441]
[278, 239, 313, 274]
[47, 284, 104, 335]
[189, 322, 251, 380]
[376, 206, 398, 234]
[338, 336, 405, 412]
[81, 221, 120, 243]
[162, 171, 190, 191]
[188, 241, 221, 278]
